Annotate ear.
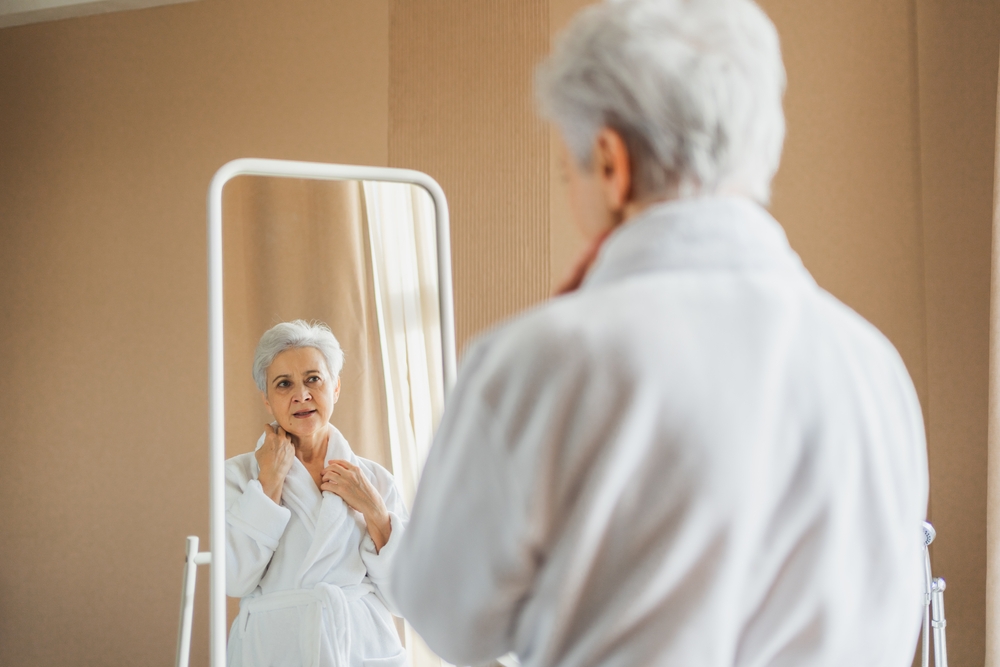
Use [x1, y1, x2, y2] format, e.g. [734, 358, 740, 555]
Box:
[593, 127, 633, 217]
[333, 377, 342, 404]
[262, 391, 274, 417]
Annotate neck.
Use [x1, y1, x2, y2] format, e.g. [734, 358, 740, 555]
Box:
[618, 184, 754, 226]
[292, 424, 331, 463]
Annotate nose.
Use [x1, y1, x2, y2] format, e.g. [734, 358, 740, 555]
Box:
[292, 385, 312, 402]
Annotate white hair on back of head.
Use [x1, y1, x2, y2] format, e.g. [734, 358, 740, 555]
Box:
[252, 320, 345, 393]
[536, 0, 786, 203]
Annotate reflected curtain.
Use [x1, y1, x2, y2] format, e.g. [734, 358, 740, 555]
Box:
[363, 181, 447, 667]
[363, 181, 445, 506]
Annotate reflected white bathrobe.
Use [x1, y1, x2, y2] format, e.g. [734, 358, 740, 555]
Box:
[393, 197, 929, 667]
[226, 425, 408, 667]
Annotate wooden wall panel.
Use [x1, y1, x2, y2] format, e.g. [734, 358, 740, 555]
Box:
[916, 3, 1000, 665]
[0, 1, 389, 664]
[389, 0, 550, 349]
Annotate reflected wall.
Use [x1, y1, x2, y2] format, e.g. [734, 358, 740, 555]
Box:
[222, 177, 390, 466]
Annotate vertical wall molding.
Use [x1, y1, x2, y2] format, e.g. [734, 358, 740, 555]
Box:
[985, 50, 1000, 667]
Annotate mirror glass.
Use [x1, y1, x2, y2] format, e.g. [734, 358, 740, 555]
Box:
[220, 175, 447, 667]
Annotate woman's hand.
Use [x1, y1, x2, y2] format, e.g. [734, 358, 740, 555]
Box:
[321, 460, 392, 552]
[255, 423, 295, 504]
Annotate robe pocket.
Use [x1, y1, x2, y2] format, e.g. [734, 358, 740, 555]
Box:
[362, 647, 408, 667]
[243, 606, 311, 667]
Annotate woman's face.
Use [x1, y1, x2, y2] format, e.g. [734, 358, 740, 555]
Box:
[262, 346, 340, 440]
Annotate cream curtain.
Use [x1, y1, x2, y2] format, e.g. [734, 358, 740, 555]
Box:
[362, 181, 445, 507]
[363, 181, 448, 667]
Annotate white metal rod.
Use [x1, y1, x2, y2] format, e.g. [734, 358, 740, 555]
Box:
[931, 578, 948, 667]
[206, 158, 456, 667]
[207, 165, 227, 667]
[430, 187, 456, 393]
[922, 548, 932, 667]
[175, 536, 201, 667]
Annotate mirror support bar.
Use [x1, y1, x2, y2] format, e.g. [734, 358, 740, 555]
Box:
[205, 158, 456, 667]
[176, 536, 212, 667]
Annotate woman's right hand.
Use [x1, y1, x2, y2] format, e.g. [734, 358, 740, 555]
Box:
[255, 423, 295, 504]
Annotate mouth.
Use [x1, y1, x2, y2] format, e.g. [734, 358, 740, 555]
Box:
[292, 409, 317, 419]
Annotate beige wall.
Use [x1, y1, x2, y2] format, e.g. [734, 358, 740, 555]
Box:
[1, 0, 997, 665]
[388, 0, 551, 349]
[916, 3, 1000, 665]
[0, 1, 389, 664]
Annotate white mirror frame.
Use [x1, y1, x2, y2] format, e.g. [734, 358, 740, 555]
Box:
[206, 158, 457, 667]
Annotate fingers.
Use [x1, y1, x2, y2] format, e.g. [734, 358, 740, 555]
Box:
[326, 459, 354, 470]
[262, 423, 290, 437]
[321, 461, 364, 489]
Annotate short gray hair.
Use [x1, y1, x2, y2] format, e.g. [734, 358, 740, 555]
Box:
[535, 0, 786, 203]
[252, 320, 345, 392]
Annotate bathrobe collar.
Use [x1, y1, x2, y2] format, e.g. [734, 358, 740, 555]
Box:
[583, 196, 811, 289]
[252, 424, 367, 586]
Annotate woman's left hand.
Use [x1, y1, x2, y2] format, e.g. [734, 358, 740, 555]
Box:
[321, 460, 392, 552]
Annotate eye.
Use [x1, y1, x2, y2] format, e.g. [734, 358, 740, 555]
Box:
[276, 380, 291, 388]
[307, 375, 322, 383]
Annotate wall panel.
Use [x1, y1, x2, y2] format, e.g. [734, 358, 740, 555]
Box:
[916, 3, 1000, 665]
[389, 0, 550, 349]
[0, 1, 389, 664]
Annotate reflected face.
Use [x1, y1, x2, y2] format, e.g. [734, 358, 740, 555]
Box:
[262, 346, 341, 439]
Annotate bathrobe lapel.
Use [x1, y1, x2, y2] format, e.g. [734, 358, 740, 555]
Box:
[253, 425, 369, 589]
[296, 427, 369, 589]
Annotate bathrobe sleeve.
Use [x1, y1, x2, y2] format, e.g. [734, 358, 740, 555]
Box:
[225, 454, 292, 598]
[358, 460, 410, 615]
[391, 328, 582, 665]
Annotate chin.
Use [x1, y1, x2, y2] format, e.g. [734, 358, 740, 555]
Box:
[284, 419, 326, 437]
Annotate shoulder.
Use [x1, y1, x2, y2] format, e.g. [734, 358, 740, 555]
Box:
[451, 298, 609, 430]
[473, 287, 634, 361]
[811, 287, 910, 372]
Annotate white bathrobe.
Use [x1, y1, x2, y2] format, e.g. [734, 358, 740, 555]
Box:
[393, 197, 929, 667]
[226, 425, 408, 667]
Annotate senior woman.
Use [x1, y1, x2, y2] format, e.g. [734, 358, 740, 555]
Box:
[394, 1, 928, 667]
[225, 320, 408, 667]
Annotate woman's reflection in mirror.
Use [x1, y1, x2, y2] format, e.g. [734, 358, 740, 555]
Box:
[225, 320, 409, 667]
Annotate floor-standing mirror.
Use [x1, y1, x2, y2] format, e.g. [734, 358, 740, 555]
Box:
[197, 158, 456, 667]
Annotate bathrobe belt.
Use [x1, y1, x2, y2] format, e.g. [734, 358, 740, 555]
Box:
[238, 582, 375, 667]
